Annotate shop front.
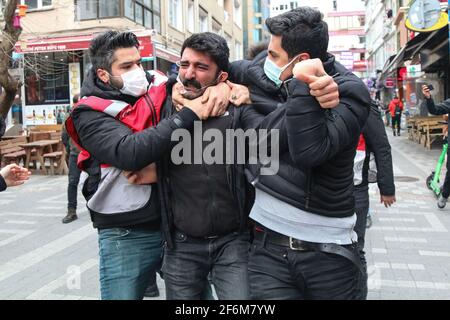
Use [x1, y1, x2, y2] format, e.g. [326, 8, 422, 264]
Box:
[14, 30, 154, 128]
[154, 43, 180, 77]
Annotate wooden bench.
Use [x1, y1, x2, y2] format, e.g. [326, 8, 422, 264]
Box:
[43, 150, 68, 175]
[28, 124, 63, 132]
[408, 116, 442, 144]
[421, 120, 446, 150]
[0, 136, 28, 166]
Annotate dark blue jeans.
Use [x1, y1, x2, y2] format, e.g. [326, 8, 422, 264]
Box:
[248, 235, 360, 300]
[98, 227, 163, 300]
[162, 230, 250, 300]
[67, 153, 81, 210]
[354, 184, 369, 299]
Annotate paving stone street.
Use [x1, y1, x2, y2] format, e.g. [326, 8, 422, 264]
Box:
[1, 127, 450, 300]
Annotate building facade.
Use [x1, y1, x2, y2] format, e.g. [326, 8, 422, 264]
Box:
[366, 0, 449, 115]
[242, 0, 271, 58]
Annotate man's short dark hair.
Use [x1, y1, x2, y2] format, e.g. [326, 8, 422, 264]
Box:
[89, 31, 140, 72]
[247, 41, 269, 60]
[265, 7, 329, 61]
[181, 32, 230, 73]
[72, 94, 80, 104]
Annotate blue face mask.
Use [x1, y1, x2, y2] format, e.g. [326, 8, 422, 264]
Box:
[263, 56, 300, 87]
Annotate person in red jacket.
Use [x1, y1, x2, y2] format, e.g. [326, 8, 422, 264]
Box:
[388, 95, 403, 136]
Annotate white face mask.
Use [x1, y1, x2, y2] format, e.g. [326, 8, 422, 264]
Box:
[109, 67, 149, 97]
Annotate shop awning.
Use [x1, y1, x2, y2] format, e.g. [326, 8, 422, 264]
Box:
[412, 25, 449, 72]
[154, 44, 180, 63]
[379, 31, 436, 81]
[15, 30, 154, 58]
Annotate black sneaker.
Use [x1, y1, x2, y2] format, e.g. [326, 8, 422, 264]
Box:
[62, 208, 77, 224]
[438, 195, 448, 209]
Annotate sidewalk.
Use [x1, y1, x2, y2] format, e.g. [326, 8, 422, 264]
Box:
[366, 127, 450, 299]
[1, 127, 450, 299]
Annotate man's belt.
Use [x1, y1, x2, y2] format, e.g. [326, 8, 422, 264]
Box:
[253, 226, 363, 274]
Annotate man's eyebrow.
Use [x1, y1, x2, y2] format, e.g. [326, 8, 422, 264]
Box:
[268, 50, 278, 57]
[119, 59, 141, 67]
[179, 60, 210, 68]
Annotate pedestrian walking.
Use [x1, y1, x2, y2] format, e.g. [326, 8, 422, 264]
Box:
[389, 96, 403, 136]
[62, 94, 82, 224]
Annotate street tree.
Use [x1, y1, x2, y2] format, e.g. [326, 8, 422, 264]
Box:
[0, 0, 22, 118]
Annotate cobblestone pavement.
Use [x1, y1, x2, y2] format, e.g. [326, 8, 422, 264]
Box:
[1, 127, 450, 300]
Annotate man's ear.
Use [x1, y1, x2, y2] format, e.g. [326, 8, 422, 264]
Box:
[298, 53, 311, 62]
[219, 71, 229, 83]
[96, 69, 109, 84]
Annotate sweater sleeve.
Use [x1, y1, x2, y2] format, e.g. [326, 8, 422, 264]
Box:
[363, 105, 395, 196]
[423, 97, 450, 115]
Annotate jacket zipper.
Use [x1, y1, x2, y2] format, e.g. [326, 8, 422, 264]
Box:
[144, 94, 157, 125]
[305, 169, 312, 209]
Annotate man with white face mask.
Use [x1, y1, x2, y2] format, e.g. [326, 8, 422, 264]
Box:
[65, 31, 231, 300]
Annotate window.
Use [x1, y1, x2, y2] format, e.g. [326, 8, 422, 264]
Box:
[199, 7, 208, 32]
[212, 18, 222, 35]
[124, 0, 161, 33]
[187, 1, 195, 32]
[77, 0, 119, 20]
[24, 52, 70, 106]
[234, 41, 242, 61]
[233, 1, 242, 28]
[169, 0, 183, 31]
[21, 0, 52, 10]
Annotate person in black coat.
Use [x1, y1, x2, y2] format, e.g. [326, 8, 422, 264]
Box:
[422, 84, 450, 208]
[353, 100, 396, 299]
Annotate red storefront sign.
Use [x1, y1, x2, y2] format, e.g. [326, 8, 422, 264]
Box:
[15, 32, 153, 58]
[353, 60, 367, 71]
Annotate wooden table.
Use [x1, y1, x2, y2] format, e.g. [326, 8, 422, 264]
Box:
[1, 135, 27, 141]
[19, 139, 61, 174]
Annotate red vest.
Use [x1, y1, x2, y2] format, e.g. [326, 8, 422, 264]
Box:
[65, 71, 167, 170]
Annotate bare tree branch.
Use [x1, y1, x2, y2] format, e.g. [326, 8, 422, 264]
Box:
[0, 0, 22, 117]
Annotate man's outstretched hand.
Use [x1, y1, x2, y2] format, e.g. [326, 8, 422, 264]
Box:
[0, 164, 31, 187]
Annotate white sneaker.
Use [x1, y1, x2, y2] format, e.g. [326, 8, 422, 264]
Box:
[438, 195, 447, 209]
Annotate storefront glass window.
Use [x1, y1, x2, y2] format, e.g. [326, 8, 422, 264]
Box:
[24, 52, 70, 106]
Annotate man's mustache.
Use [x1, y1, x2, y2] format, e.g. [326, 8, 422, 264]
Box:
[182, 78, 202, 90]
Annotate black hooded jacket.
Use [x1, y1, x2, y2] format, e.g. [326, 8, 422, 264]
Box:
[70, 69, 199, 229]
[230, 52, 371, 218]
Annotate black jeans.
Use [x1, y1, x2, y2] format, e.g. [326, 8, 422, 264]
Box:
[353, 184, 369, 300]
[248, 231, 360, 300]
[162, 230, 250, 300]
[67, 153, 81, 210]
[392, 115, 401, 134]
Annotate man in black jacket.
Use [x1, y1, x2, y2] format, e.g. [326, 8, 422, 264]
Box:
[127, 32, 340, 299]
[422, 84, 450, 209]
[353, 100, 396, 299]
[68, 31, 229, 300]
[230, 7, 371, 299]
